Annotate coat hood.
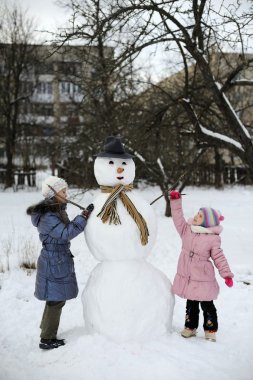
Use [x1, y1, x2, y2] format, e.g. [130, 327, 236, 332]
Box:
[187, 217, 223, 235]
[26, 199, 67, 227]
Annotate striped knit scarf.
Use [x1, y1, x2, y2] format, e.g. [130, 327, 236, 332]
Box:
[97, 184, 149, 246]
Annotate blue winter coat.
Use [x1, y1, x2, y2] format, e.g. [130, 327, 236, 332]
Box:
[27, 200, 87, 301]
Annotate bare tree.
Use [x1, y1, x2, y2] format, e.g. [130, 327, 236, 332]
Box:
[0, 4, 38, 188]
[51, 0, 140, 186]
[121, 75, 207, 215]
[59, 0, 253, 181]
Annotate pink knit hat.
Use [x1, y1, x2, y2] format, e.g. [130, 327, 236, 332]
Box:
[200, 207, 224, 227]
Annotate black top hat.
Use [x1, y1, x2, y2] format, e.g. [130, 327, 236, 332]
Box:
[95, 136, 135, 159]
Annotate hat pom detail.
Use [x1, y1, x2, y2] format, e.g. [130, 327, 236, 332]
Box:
[200, 207, 223, 227]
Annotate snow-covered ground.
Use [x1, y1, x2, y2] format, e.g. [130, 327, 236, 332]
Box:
[0, 183, 253, 380]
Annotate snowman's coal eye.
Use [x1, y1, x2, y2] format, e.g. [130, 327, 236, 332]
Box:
[109, 160, 114, 165]
[122, 162, 127, 165]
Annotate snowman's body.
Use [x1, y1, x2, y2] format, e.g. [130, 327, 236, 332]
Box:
[82, 155, 174, 342]
[85, 190, 157, 261]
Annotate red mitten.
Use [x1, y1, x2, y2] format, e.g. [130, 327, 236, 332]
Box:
[225, 277, 233, 287]
[170, 190, 181, 200]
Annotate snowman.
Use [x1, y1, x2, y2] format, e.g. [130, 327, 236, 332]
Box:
[82, 136, 174, 342]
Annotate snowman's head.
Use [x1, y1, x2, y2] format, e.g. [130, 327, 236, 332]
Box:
[94, 157, 135, 186]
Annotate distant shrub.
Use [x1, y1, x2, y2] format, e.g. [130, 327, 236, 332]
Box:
[19, 238, 37, 273]
[1, 237, 12, 272]
[0, 233, 38, 273]
[0, 260, 4, 273]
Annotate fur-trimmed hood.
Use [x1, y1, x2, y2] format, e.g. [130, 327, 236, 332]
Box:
[187, 217, 223, 235]
[26, 199, 67, 227]
[26, 199, 67, 215]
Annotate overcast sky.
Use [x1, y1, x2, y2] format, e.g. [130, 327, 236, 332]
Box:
[15, 0, 172, 80]
[18, 0, 252, 36]
[18, 0, 70, 34]
[13, 0, 253, 81]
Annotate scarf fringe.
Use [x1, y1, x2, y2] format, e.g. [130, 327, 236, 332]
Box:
[97, 184, 149, 245]
[97, 200, 121, 225]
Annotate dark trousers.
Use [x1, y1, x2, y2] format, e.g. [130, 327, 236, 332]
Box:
[184, 300, 218, 331]
[40, 301, 66, 339]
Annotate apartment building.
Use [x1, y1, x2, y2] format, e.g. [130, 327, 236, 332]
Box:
[0, 43, 113, 170]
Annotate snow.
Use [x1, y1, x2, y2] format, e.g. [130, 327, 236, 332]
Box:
[181, 98, 245, 152]
[1, 185, 253, 380]
[126, 148, 146, 163]
[85, 191, 157, 261]
[94, 157, 136, 186]
[82, 260, 174, 342]
[215, 81, 222, 90]
[157, 158, 168, 181]
[221, 92, 251, 139]
[83, 157, 174, 341]
[232, 79, 253, 86]
[89, 157, 157, 260]
[200, 125, 244, 151]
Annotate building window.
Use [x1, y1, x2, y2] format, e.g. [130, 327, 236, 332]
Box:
[43, 105, 53, 116]
[58, 62, 81, 76]
[21, 81, 34, 95]
[36, 82, 53, 94]
[60, 81, 81, 95]
[36, 63, 54, 75]
[74, 84, 82, 93]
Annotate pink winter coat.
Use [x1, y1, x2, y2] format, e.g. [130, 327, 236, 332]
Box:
[171, 198, 234, 301]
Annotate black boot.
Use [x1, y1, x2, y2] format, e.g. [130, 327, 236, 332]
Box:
[39, 338, 64, 350]
[52, 338, 65, 346]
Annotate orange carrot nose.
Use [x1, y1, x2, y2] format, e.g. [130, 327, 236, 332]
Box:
[117, 167, 124, 174]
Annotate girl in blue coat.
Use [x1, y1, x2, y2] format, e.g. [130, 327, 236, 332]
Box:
[27, 175, 93, 350]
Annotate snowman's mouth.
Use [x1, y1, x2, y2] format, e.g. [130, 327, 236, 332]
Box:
[117, 176, 124, 180]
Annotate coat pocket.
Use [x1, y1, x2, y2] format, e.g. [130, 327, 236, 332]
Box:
[49, 255, 72, 279]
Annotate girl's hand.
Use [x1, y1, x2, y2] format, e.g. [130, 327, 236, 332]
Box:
[82, 204, 94, 219]
[170, 190, 181, 200]
[225, 277, 233, 287]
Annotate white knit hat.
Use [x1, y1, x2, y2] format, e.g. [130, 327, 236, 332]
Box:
[41, 176, 68, 199]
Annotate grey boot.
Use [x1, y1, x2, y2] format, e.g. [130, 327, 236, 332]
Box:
[181, 328, 197, 338]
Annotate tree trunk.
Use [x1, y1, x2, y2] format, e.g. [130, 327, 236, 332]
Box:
[214, 148, 223, 189]
[164, 192, 171, 217]
[5, 127, 15, 188]
[5, 149, 14, 188]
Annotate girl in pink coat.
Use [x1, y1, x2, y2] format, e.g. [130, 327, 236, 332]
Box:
[169, 191, 234, 341]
